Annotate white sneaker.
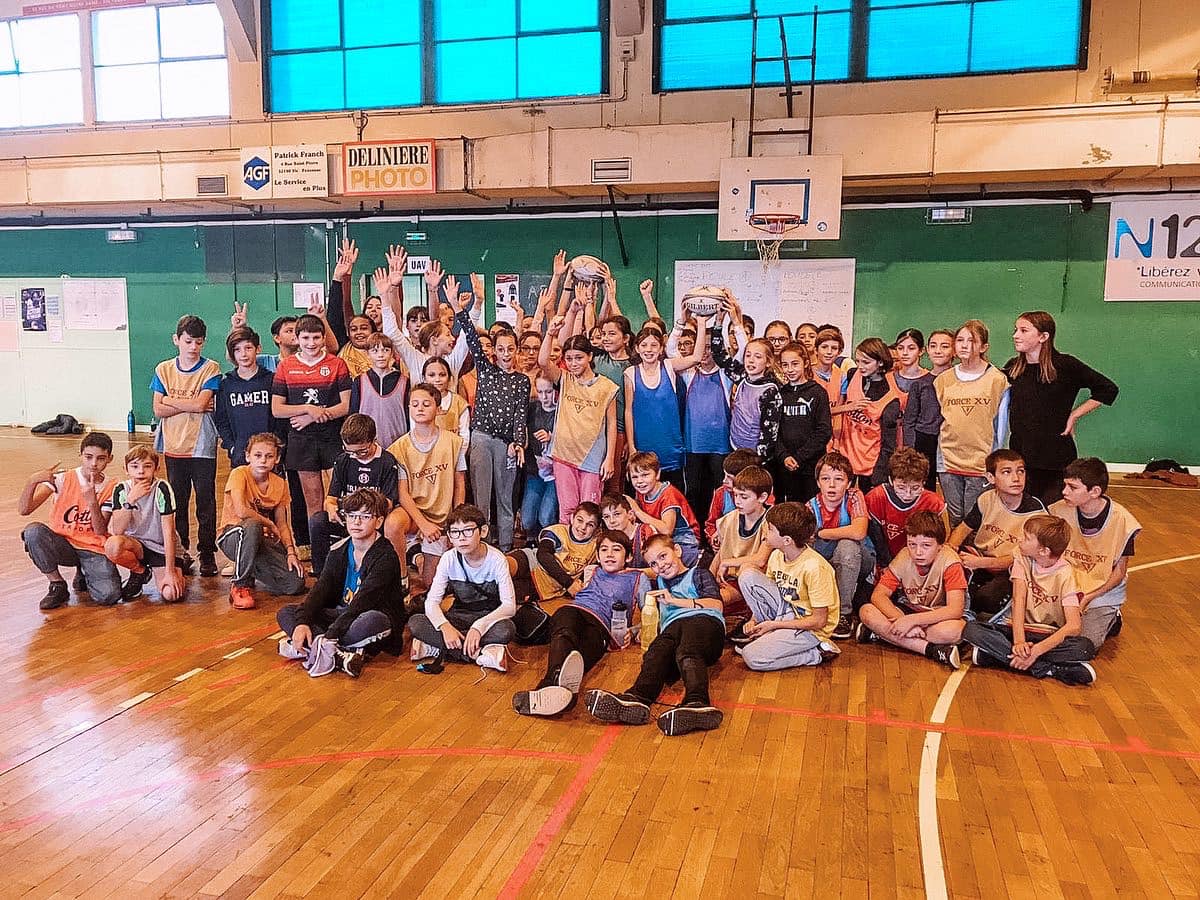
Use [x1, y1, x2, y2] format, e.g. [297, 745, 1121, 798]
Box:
[410, 638, 438, 662]
[557, 650, 585, 694]
[220, 562, 235, 577]
[304, 635, 337, 677]
[477, 644, 509, 673]
[278, 638, 306, 660]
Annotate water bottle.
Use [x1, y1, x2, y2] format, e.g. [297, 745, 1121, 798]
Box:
[610, 602, 628, 648]
[640, 592, 660, 650]
[127, 410, 135, 434]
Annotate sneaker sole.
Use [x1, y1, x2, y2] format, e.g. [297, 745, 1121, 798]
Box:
[657, 706, 723, 736]
[584, 690, 650, 726]
[557, 651, 585, 694]
[514, 686, 574, 717]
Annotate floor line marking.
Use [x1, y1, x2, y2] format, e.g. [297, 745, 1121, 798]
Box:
[1129, 554, 1200, 573]
[918, 665, 970, 900]
[221, 647, 253, 661]
[173, 668, 205, 682]
[117, 692, 154, 710]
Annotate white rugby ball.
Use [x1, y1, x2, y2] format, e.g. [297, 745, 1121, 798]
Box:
[681, 285, 724, 317]
[569, 254, 606, 281]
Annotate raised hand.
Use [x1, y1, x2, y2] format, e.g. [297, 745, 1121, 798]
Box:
[424, 259, 444, 293]
[230, 301, 248, 330]
[443, 275, 462, 312]
[332, 237, 358, 280]
[386, 244, 408, 289]
[548, 314, 566, 337]
[639, 279, 653, 301]
[307, 293, 325, 318]
[552, 249, 567, 277]
[372, 266, 389, 298]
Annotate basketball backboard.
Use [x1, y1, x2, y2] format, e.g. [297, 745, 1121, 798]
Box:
[717, 156, 844, 241]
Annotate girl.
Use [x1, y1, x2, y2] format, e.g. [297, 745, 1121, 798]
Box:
[761, 342, 833, 502]
[522, 375, 560, 541]
[350, 333, 409, 450]
[893, 328, 942, 490]
[926, 329, 956, 376]
[934, 320, 1010, 526]
[1004, 311, 1118, 504]
[795, 322, 819, 358]
[539, 321, 618, 524]
[422, 356, 470, 450]
[591, 314, 635, 493]
[764, 320, 793, 359]
[710, 297, 780, 454]
[517, 330, 544, 393]
[833, 337, 906, 487]
[624, 322, 707, 493]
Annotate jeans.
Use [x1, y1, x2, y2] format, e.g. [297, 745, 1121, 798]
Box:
[307, 512, 346, 575]
[22, 523, 121, 603]
[736, 569, 828, 669]
[812, 537, 876, 617]
[216, 519, 306, 594]
[553, 461, 602, 525]
[962, 621, 1094, 678]
[165, 456, 217, 554]
[628, 614, 724, 706]
[938, 472, 988, 528]
[538, 605, 610, 690]
[521, 474, 558, 542]
[469, 430, 517, 551]
[277, 604, 392, 651]
[408, 608, 516, 664]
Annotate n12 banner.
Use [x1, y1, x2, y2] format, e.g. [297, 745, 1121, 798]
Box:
[1105, 199, 1200, 301]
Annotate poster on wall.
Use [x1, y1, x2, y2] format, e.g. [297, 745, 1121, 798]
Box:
[292, 282, 326, 311]
[1105, 200, 1200, 301]
[62, 279, 128, 329]
[21, 288, 46, 331]
[241, 145, 329, 201]
[494, 274, 520, 326]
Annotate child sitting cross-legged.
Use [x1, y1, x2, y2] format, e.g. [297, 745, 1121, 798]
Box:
[710, 464, 773, 621]
[855, 511, 966, 670]
[277, 488, 406, 678]
[513, 529, 648, 718]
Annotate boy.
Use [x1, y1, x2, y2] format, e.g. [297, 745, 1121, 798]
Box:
[585, 533, 725, 736]
[864, 447, 948, 565]
[278, 488, 405, 678]
[962, 515, 1096, 685]
[1050, 457, 1142, 652]
[271, 314, 353, 527]
[807, 451, 876, 640]
[408, 504, 517, 672]
[19, 432, 121, 608]
[216, 433, 307, 609]
[711, 465, 773, 618]
[152, 315, 222, 576]
[856, 511, 966, 670]
[600, 494, 654, 567]
[102, 446, 186, 603]
[309, 414, 401, 576]
[215, 326, 277, 468]
[733, 502, 841, 670]
[627, 451, 702, 567]
[388, 383, 467, 590]
[513, 530, 649, 717]
[947, 449, 1045, 616]
[705, 449, 764, 549]
[350, 332, 409, 451]
[509, 503, 601, 605]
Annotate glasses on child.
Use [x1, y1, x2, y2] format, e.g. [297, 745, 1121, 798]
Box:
[345, 512, 377, 522]
[447, 525, 478, 539]
[343, 444, 374, 459]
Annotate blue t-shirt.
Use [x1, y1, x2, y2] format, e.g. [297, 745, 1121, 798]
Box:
[341, 542, 362, 609]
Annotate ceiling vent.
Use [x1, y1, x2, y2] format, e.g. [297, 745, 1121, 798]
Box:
[196, 175, 228, 196]
[591, 158, 632, 184]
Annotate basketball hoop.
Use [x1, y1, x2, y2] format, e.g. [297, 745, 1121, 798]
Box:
[749, 213, 801, 268]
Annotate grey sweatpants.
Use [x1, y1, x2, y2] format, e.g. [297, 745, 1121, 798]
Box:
[22, 523, 122, 604]
[812, 537, 875, 616]
[469, 430, 517, 551]
[217, 519, 305, 595]
[735, 569, 828, 670]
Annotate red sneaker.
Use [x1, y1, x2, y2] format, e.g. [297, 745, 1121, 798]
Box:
[229, 585, 256, 609]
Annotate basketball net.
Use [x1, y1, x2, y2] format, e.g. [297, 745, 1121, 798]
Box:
[749, 213, 801, 270]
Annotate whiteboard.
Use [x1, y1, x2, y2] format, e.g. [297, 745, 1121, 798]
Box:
[61, 278, 128, 330]
[673, 258, 855, 345]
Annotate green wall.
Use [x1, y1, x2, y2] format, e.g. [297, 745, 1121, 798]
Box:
[0, 203, 1194, 464]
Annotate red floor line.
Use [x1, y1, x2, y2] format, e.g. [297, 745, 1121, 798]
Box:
[206, 673, 254, 691]
[496, 725, 621, 900]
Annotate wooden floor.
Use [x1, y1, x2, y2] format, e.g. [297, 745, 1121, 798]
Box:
[1, 430, 1198, 899]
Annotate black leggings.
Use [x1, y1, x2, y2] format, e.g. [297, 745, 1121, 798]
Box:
[684, 452, 725, 545]
[539, 606, 610, 689]
[629, 614, 724, 707]
[912, 431, 939, 491]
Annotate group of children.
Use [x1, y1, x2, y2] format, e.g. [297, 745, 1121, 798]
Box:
[19, 244, 1138, 736]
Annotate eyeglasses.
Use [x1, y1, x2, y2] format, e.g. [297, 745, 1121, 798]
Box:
[345, 512, 378, 522]
[447, 525, 479, 539]
[342, 445, 375, 459]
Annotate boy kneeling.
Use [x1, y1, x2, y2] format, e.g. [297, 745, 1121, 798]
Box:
[585, 533, 725, 736]
[856, 511, 966, 670]
[278, 488, 405, 677]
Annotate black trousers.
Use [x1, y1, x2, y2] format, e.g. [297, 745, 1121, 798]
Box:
[912, 431, 939, 491]
[1025, 467, 1065, 507]
[969, 568, 1013, 617]
[308, 512, 346, 575]
[770, 454, 820, 503]
[287, 468, 310, 546]
[684, 452, 725, 544]
[165, 456, 217, 554]
[629, 614, 724, 707]
[538, 606, 610, 690]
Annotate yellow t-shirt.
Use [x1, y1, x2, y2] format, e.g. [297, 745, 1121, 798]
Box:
[551, 373, 618, 471]
[530, 523, 599, 601]
[1048, 498, 1142, 595]
[934, 365, 1009, 475]
[390, 428, 464, 526]
[973, 491, 1044, 558]
[764, 546, 839, 642]
[219, 466, 290, 532]
[1009, 554, 1083, 635]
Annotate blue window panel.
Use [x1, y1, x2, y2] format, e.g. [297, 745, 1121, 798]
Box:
[517, 31, 600, 97]
[435, 0, 516, 41]
[270, 0, 340, 51]
[344, 0, 421, 48]
[436, 37, 516, 102]
[752, 11, 851, 82]
[660, 19, 752, 89]
[519, 0, 598, 32]
[664, 0, 748, 18]
[867, 3, 970, 78]
[270, 50, 344, 111]
[868, 0, 962, 7]
[970, 0, 1081, 71]
[346, 44, 421, 107]
[756, 0, 852, 14]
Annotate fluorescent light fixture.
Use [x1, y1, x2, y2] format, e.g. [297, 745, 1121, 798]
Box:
[106, 228, 138, 242]
[926, 207, 972, 225]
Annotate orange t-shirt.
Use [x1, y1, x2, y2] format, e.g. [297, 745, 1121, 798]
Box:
[219, 466, 290, 532]
[50, 468, 116, 552]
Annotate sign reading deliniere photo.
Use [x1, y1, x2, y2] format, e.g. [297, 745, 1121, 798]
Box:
[342, 140, 436, 196]
[240, 145, 329, 200]
[1105, 199, 1200, 302]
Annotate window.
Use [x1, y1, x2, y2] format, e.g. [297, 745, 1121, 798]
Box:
[0, 15, 83, 128]
[93, 4, 229, 122]
[656, 0, 1086, 90]
[265, 0, 605, 113]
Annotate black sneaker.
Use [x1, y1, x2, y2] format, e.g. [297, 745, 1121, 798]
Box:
[1049, 661, 1096, 686]
[513, 686, 574, 717]
[1107, 611, 1123, 638]
[584, 689, 651, 726]
[178, 552, 196, 576]
[121, 567, 153, 601]
[72, 569, 88, 594]
[970, 645, 1004, 669]
[199, 552, 219, 578]
[925, 642, 961, 671]
[656, 702, 723, 736]
[417, 651, 444, 675]
[854, 621, 876, 644]
[39, 581, 70, 610]
[336, 648, 366, 678]
[831, 615, 854, 641]
[728, 621, 754, 647]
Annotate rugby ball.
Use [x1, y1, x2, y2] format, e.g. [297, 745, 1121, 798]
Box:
[681, 285, 725, 317]
[569, 254, 606, 281]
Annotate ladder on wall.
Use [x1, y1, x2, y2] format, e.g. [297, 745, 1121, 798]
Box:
[747, 5, 819, 156]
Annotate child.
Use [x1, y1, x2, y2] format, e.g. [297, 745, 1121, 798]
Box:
[710, 465, 773, 618]
[509, 503, 601, 605]
[813, 328, 849, 442]
[893, 328, 942, 490]
[387, 383, 468, 590]
[856, 512, 966, 669]
[763, 319, 793, 359]
[585, 534, 726, 736]
[947, 449, 1045, 616]
[600, 494, 654, 567]
[102, 446, 186, 603]
[709, 303, 779, 453]
[591, 315, 635, 494]
[152, 314, 222, 576]
[408, 504, 517, 672]
[277, 488, 406, 678]
[215, 327, 276, 468]
[807, 452, 876, 640]
[424, 356, 471, 448]
[864, 447, 948, 566]
[216, 433, 307, 609]
[794, 322, 819, 358]
[704, 448, 763, 549]
[350, 333, 409, 450]
[760, 341, 833, 502]
[521, 375, 559, 540]
[309, 414, 401, 576]
[926, 329, 955, 376]
[1049, 457, 1142, 653]
[271, 314, 353, 525]
[832, 337, 905, 487]
[733, 503, 841, 670]
[627, 451, 702, 567]
[19, 432, 121, 608]
[962, 515, 1096, 685]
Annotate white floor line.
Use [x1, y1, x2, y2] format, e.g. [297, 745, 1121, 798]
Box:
[117, 692, 155, 710]
[173, 668, 205, 682]
[269, 631, 287, 641]
[1129, 554, 1200, 573]
[918, 664, 970, 900]
[221, 647, 252, 660]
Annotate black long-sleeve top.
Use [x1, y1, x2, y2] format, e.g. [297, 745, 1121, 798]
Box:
[760, 380, 833, 464]
[1003, 351, 1119, 469]
[296, 536, 406, 654]
[456, 309, 530, 446]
